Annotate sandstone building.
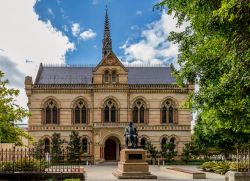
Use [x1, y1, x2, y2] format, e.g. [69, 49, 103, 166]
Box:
[25, 10, 193, 163]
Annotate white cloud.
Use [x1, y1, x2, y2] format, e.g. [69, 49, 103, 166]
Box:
[48, 8, 55, 18]
[0, 0, 74, 123]
[136, 10, 142, 15]
[80, 29, 97, 41]
[121, 11, 189, 65]
[62, 25, 69, 32]
[71, 23, 80, 37]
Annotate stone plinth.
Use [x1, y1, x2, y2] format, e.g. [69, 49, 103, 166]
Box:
[225, 171, 250, 181]
[113, 149, 157, 179]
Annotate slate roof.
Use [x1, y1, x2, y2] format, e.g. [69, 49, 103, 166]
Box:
[35, 66, 176, 85]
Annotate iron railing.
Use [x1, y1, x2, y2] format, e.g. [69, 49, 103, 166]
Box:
[0, 148, 92, 173]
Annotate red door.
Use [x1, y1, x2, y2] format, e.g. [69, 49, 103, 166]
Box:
[105, 139, 116, 160]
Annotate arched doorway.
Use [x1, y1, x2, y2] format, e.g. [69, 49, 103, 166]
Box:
[104, 137, 121, 161]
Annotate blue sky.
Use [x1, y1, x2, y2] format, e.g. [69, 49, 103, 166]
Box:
[0, 0, 187, 113]
[34, 0, 161, 65]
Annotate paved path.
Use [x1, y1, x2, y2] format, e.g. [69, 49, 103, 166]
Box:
[84, 164, 225, 181]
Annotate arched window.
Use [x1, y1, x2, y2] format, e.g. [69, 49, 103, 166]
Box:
[103, 100, 117, 122]
[73, 100, 87, 124]
[44, 138, 50, 153]
[170, 137, 175, 144]
[104, 70, 109, 83]
[161, 100, 177, 124]
[82, 138, 88, 153]
[132, 100, 146, 123]
[140, 138, 146, 149]
[112, 71, 117, 83]
[161, 137, 167, 149]
[44, 100, 59, 124]
[169, 137, 176, 151]
[169, 106, 174, 123]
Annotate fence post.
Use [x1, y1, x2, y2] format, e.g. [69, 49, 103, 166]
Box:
[12, 146, 15, 173]
[237, 148, 239, 172]
[248, 148, 250, 172]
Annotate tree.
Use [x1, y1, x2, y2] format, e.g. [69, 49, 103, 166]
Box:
[161, 142, 177, 162]
[0, 70, 31, 145]
[51, 133, 64, 163]
[156, 1, 250, 144]
[181, 143, 194, 163]
[68, 131, 82, 161]
[34, 139, 45, 159]
[145, 141, 158, 164]
[193, 115, 250, 160]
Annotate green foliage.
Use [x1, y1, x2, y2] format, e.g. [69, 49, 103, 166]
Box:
[51, 133, 64, 163]
[193, 116, 250, 159]
[1, 158, 47, 172]
[201, 161, 237, 175]
[161, 142, 177, 162]
[156, 0, 250, 145]
[181, 142, 194, 163]
[68, 131, 82, 161]
[145, 141, 159, 163]
[34, 139, 45, 159]
[0, 70, 32, 145]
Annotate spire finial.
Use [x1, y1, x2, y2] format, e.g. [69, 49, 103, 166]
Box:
[102, 5, 112, 57]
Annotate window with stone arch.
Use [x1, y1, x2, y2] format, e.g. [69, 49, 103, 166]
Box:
[111, 70, 117, 83]
[132, 99, 146, 123]
[43, 99, 59, 124]
[82, 138, 88, 153]
[73, 99, 88, 124]
[169, 137, 177, 151]
[161, 99, 177, 124]
[103, 99, 118, 122]
[140, 137, 147, 149]
[44, 138, 50, 153]
[161, 137, 167, 149]
[104, 70, 109, 83]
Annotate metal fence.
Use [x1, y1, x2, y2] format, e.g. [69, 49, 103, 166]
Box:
[236, 146, 250, 172]
[0, 147, 92, 173]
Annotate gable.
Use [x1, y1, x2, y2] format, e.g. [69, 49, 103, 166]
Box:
[93, 51, 128, 72]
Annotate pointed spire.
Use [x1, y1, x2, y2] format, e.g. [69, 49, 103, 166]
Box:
[102, 6, 112, 57]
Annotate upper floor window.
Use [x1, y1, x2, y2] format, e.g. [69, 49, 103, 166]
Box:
[112, 71, 117, 83]
[132, 100, 146, 123]
[161, 100, 177, 124]
[44, 100, 59, 124]
[103, 100, 118, 122]
[104, 70, 109, 83]
[73, 100, 87, 124]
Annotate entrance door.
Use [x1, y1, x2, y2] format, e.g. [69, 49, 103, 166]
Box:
[105, 139, 116, 160]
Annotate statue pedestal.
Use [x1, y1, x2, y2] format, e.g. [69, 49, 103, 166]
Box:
[113, 149, 157, 179]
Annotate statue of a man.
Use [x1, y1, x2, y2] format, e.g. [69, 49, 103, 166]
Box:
[124, 121, 138, 148]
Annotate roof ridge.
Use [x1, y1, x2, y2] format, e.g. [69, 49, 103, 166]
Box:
[42, 63, 170, 68]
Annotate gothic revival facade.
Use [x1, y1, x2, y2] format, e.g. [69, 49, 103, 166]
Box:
[25, 10, 193, 163]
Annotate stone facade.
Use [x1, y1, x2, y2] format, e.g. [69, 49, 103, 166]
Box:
[25, 9, 193, 164]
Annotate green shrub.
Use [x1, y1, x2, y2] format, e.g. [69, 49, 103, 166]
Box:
[212, 161, 230, 174]
[201, 161, 217, 172]
[1, 158, 47, 172]
[201, 161, 249, 175]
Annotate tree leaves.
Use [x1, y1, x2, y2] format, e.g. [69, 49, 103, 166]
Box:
[158, 0, 250, 139]
[0, 70, 31, 145]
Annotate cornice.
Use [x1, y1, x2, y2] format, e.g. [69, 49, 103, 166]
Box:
[31, 83, 189, 94]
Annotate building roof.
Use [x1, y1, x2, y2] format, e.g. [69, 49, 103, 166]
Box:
[35, 65, 176, 85]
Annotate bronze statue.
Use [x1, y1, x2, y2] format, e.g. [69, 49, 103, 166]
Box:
[124, 121, 138, 148]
